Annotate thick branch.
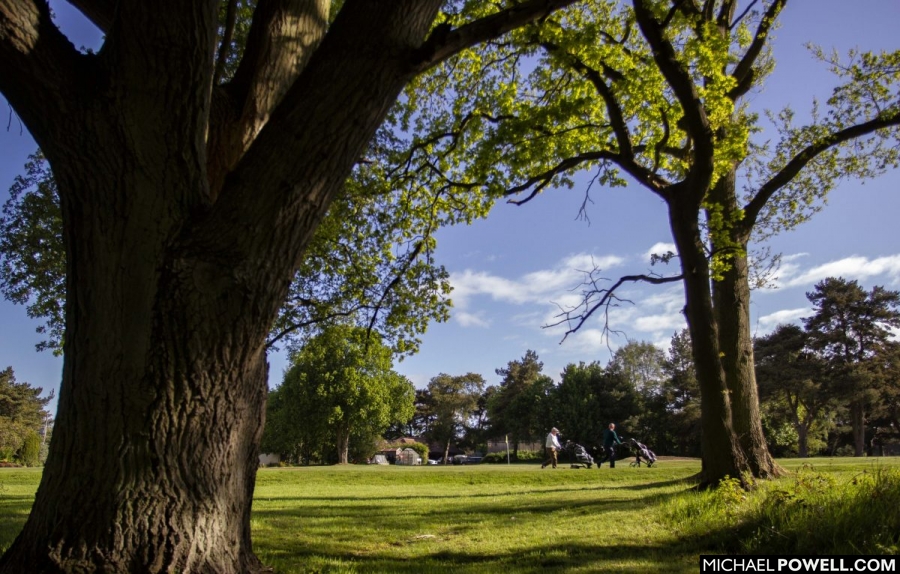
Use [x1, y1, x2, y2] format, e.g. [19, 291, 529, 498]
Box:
[0, 0, 88, 153]
[503, 150, 672, 206]
[539, 41, 633, 156]
[208, 0, 330, 197]
[633, 0, 715, 196]
[229, 0, 328, 110]
[412, 0, 582, 73]
[730, 0, 785, 100]
[66, 0, 115, 33]
[743, 111, 900, 227]
[193, 0, 446, 312]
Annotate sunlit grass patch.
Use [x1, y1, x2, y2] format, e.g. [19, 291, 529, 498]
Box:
[2, 458, 899, 572]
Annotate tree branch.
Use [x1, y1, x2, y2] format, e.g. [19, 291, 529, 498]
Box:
[729, 0, 785, 101]
[744, 110, 900, 227]
[539, 41, 632, 156]
[66, 0, 115, 33]
[547, 271, 684, 343]
[503, 150, 672, 206]
[229, 0, 328, 106]
[412, 0, 582, 73]
[365, 241, 424, 340]
[0, 0, 88, 152]
[213, 0, 239, 87]
[208, 0, 331, 197]
[194, 0, 446, 308]
[633, 0, 715, 196]
[729, 0, 758, 30]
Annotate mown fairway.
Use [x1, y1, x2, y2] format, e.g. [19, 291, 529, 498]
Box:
[2, 458, 898, 573]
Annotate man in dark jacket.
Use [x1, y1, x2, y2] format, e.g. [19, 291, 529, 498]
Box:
[600, 423, 623, 468]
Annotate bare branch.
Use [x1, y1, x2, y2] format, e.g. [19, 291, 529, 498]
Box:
[506, 148, 674, 205]
[547, 271, 684, 343]
[729, 0, 759, 30]
[412, 0, 582, 73]
[744, 110, 900, 227]
[365, 241, 425, 341]
[266, 307, 359, 349]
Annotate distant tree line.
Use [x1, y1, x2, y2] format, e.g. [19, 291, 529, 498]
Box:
[0, 367, 52, 466]
[756, 277, 900, 458]
[263, 276, 899, 464]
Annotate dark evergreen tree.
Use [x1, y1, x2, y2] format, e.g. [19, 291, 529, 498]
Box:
[804, 278, 900, 456]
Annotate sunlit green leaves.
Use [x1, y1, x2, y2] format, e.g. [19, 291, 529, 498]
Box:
[0, 153, 65, 355]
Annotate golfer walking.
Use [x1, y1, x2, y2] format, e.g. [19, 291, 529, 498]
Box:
[541, 427, 562, 469]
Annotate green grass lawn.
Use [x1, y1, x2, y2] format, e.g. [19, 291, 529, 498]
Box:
[2, 457, 899, 573]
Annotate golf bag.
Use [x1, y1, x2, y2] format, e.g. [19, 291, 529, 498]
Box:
[629, 438, 657, 467]
[563, 440, 595, 468]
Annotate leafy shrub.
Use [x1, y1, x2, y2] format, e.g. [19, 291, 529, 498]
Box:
[20, 432, 41, 467]
[482, 449, 541, 463]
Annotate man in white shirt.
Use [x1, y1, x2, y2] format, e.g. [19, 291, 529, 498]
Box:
[541, 427, 562, 469]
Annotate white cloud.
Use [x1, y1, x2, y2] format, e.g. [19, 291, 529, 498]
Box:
[449, 252, 626, 310]
[644, 242, 677, 263]
[757, 308, 810, 331]
[634, 313, 686, 333]
[455, 311, 491, 328]
[450, 270, 530, 309]
[782, 255, 900, 288]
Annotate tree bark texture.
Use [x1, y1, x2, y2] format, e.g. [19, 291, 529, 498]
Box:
[337, 423, 350, 465]
[710, 173, 783, 479]
[0, 0, 450, 570]
[796, 424, 809, 458]
[667, 197, 748, 486]
[851, 401, 866, 457]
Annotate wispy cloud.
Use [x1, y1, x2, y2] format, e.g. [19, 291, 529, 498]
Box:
[634, 313, 685, 333]
[780, 255, 900, 288]
[449, 252, 626, 310]
[757, 308, 810, 331]
[455, 311, 491, 328]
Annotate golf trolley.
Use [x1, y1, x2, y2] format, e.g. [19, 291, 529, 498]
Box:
[628, 438, 657, 467]
[563, 440, 595, 469]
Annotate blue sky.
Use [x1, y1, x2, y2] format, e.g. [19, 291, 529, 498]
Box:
[2, 1, 899, 412]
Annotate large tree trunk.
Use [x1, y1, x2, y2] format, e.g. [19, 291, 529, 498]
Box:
[709, 172, 782, 479]
[851, 401, 866, 456]
[337, 424, 350, 464]
[668, 198, 749, 487]
[796, 424, 809, 458]
[0, 143, 272, 572]
[0, 1, 454, 569]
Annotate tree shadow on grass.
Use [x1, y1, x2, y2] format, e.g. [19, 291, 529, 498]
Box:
[0, 497, 33, 553]
[257, 538, 699, 573]
[617, 476, 698, 491]
[251, 486, 701, 573]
